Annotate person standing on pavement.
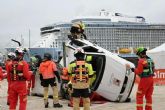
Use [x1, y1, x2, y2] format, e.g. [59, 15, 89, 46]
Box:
[68, 48, 94, 110]
[5, 52, 16, 105]
[60, 67, 70, 99]
[130, 47, 155, 110]
[0, 65, 3, 81]
[6, 47, 32, 110]
[39, 53, 63, 108]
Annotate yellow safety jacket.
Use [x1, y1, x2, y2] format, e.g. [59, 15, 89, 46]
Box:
[68, 60, 94, 89]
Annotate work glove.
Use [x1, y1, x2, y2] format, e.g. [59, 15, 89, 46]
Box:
[131, 68, 135, 72]
[54, 71, 61, 83]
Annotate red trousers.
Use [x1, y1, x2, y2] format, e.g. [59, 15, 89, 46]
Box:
[136, 77, 154, 110]
[7, 82, 11, 105]
[9, 81, 28, 110]
[27, 74, 35, 95]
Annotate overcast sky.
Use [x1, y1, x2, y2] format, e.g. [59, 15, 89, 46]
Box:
[0, 0, 165, 51]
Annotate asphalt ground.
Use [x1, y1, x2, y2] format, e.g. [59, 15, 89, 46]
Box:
[0, 79, 165, 110]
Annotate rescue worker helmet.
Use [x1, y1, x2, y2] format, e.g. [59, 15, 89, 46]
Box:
[44, 53, 52, 60]
[30, 56, 37, 63]
[7, 52, 16, 59]
[74, 48, 85, 59]
[70, 21, 85, 34]
[15, 47, 25, 56]
[34, 55, 42, 67]
[136, 47, 147, 55]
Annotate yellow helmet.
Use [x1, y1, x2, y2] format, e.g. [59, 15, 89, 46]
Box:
[70, 21, 85, 34]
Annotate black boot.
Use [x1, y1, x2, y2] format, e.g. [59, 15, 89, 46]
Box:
[7, 102, 10, 105]
[53, 103, 63, 108]
[45, 102, 49, 108]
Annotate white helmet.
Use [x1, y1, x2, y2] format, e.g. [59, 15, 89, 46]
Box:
[7, 52, 16, 59]
[74, 48, 85, 55]
[74, 48, 85, 59]
[15, 47, 25, 55]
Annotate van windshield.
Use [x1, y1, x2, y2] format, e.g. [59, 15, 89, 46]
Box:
[85, 54, 106, 91]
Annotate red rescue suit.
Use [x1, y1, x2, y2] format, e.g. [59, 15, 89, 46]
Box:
[134, 57, 154, 110]
[27, 71, 34, 95]
[5, 60, 13, 105]
[7, 60, 31, 110]
[0, 66, 3, 81]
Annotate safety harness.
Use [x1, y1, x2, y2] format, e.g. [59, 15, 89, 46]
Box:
[139, 57, 155, 78]
[71, 61, 89, 83]
[11, 61, 26, 81]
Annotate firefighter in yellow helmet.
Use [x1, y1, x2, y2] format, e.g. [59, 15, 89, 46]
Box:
[69, 21, 87, 40]
[68, 48, 94, 110]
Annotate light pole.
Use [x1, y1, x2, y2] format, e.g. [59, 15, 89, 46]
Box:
[29, 29, 31, 48]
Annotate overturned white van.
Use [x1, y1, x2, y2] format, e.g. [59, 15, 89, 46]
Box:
[64, 39, 135, 102]
[32, 39, 135, 102]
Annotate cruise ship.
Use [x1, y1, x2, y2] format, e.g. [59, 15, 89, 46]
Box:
[34, 10, 165, 53]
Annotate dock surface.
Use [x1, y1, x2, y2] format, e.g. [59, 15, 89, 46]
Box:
[0, 80, 165, 110]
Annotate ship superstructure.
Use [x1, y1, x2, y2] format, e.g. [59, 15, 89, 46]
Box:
[34, 10, 165, 52]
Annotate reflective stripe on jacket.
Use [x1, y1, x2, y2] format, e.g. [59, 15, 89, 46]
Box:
[7, 60, 31, 81]
[139, 58, 154, 78]
[68, 60, 94, 89]
[135, 57, 155, 78]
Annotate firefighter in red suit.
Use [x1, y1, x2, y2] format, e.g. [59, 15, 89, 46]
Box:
[5, 52, 16, 105]
[131, 47, 155, 110]
[6, 48, 32, 110]
[0, 66, 3, 81]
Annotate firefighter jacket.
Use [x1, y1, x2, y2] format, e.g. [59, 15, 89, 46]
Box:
[7, 60, 31, 81]
[39, 60, 57, 79]
[5, 59, 12, 82]
[134, 57, 155, 78]
[68, 60, 94, 89]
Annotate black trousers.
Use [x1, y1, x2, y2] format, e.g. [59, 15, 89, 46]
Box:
[72, 88, 90, 98]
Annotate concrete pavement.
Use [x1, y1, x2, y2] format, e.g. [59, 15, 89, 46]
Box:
[1, 79, 165, 110]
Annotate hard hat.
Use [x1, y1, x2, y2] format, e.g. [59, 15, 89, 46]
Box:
[74, 48, 85, 58]
[7, 52, 16, 59]
[44, 53, 52, 60]
[30, 56, 37, 63]
[136, 47, 147, 55]
[15, 47, 25, 55]
[70, 21, 85, 34]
